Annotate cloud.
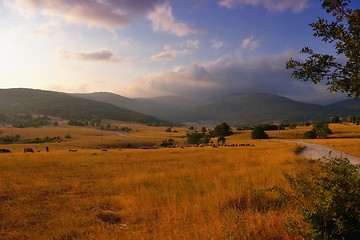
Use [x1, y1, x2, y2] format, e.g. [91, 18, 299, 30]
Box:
[33, 21, 63, 36]
[124, 49, 339, 102]
[240, 36, 259, 51]
[147, 3, 201, 36]
[211, 39, 224, 49]
[150, 45, 191, 61]
[4, 0, 164, 29]
[217, 0, 309, 12]
[58, 48, 131, 63]
[184, 39, 200, 49]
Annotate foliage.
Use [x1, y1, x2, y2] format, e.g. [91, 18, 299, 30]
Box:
[284, 157, 360, 239]
[303, 130, 317, 139]
[210, 122, 233, 137]
[329, 116, 341, 123]
[217, 136, 226, 144]
[68, 119, 86, 126]
[305, 123, 333, 139]
[186, 131, 210, 145]
[30, 136, 64, 143]
[0, 134, 20, 144]
[286, 0, 360, 98]
[165, 127, 172, 132]
[160, 139, 175, 147]
[10, 115, 51, 128]
[251, 126, 269, 139]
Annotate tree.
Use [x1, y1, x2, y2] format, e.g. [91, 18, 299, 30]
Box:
[313, 123, 332, 138]
[304, 123, 332, 139]
[186, 132, 204, 145]
[251, 126, 269, 139]
[210, 122, 233, 137]
[284, 157, 360, 239]
[286, 0, 360, 98]
[217, 136, 226, 144]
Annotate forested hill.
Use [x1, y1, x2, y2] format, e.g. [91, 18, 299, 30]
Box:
[77, 92, 360, 125]
[0, 88, 168, 125]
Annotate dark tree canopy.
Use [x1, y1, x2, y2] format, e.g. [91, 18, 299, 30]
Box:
[286, 0, 360, 98]
[210, 122, 233, 137]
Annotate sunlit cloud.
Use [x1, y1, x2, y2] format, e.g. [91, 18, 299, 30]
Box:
[58, 48, 131, 63]
[217, 0, 309, 12]
[148, 3, 201, 36]
[4, 0, 164, 29]
[33, 21, 63, 36]
[150, 45, 191, 62]
[124, 50, 328, 101]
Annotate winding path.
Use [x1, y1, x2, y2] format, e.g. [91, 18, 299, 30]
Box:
[292, 141, 360, 165]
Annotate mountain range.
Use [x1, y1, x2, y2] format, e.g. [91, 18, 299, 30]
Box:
[1, 88, 359, 126]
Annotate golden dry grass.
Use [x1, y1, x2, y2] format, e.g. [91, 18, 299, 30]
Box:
[0, 123, 359, 239]
[0, 140, 304, 239]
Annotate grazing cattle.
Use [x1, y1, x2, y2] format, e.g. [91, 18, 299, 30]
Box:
[0, 149, 11, 153]
[24, 148, 34, 153]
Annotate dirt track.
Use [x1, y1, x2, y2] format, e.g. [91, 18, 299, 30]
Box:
[293, 141, 360, 165]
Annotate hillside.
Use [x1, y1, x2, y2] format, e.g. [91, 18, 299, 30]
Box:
[77, 91, 360, 125]
[75, 92, 196, 123]
[2, 88, 359, 126]
[188, 93, 325, 125]
[0, 89, 168, 125]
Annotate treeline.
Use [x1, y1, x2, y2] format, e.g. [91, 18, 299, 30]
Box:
[186, 122, 233, 145]
[0, 114, 52, 128]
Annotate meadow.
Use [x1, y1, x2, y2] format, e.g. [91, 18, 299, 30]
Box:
[0, 123, 359, 239]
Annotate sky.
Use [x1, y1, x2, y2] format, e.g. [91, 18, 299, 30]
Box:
[1, 0, 359, 104]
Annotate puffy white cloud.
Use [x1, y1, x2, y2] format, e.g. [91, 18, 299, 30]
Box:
[4, 0, 164, 29]
[147, 3, 200, 36]
[124, 49, 338, 102]
[150, 45, 191, 61]
[58, 48, 131, 63]
[217, 0, 309, 12]
[241, 36, 259, 51]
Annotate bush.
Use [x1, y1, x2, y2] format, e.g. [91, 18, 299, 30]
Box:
[251, 126, 269, 139]
[303, 130, 317, 139]
[217, 136, 226, 144]
[284, 157, 360, 239]
[210, 122, 232, 137]
[304, 123, 332, 139]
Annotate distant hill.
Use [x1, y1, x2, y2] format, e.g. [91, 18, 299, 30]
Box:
[187, 93, 325, 124]
[324, 99, 360, 116]
[75, 93, 197, 123]
[76, 92, 360, 126]
[2, 88, 359, 126]
[0, 88, 168, 125]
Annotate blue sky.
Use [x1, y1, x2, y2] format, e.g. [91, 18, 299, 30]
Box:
[1, 0, 359, 104]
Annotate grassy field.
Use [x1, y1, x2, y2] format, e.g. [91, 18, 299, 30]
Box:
[0, 123, 359, 239]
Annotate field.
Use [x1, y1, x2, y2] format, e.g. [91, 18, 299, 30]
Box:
[0, 123, 359, 239]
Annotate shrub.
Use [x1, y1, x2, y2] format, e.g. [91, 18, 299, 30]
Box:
[284, 157, 360, 239]
[251, 126, 269, 139]
[217, 136, 226, 144]
[303, 130, 317, 139]
[210, 122, 232, 137]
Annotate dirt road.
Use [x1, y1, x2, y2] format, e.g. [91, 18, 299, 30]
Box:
[293, 141, 360, 165]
